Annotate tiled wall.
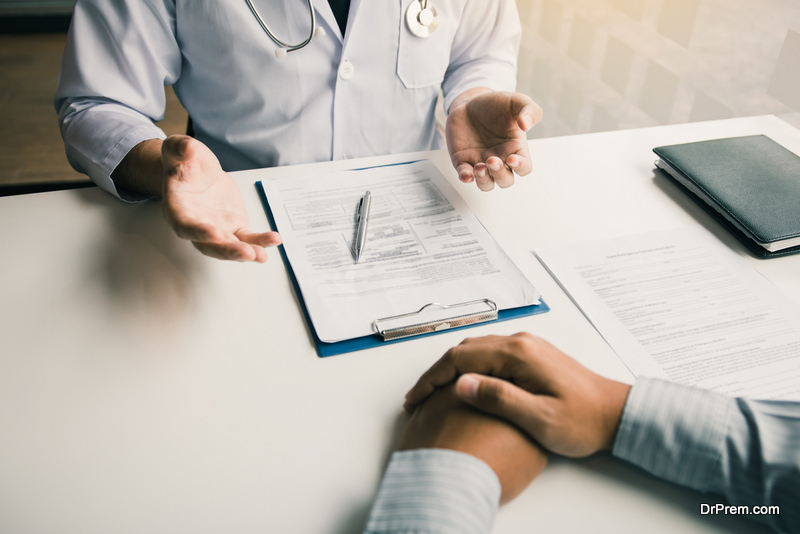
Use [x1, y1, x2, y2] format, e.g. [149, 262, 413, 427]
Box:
[516, 0, 800, 138]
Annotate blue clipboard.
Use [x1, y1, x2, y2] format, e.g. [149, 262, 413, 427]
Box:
[255, 168, 549, 357]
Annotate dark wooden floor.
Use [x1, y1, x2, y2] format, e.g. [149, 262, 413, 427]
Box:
[0, 33, 188, 187]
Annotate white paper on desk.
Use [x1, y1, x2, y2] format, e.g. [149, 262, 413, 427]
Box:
[536, 227, 800, 400]
[261, 160, 540, 342]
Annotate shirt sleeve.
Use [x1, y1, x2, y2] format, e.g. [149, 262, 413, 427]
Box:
[613, 377, 800, 532]
[442, 0, 521, 113]
[363, 449, 501, 534]
[54, 0, 181, 201]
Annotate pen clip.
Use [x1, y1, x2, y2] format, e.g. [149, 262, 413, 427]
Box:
[356, 197, 363, 221]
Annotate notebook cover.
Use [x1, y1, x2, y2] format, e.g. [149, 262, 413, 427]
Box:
[255, 179, 549, 357]
[654, 135, 800, 258]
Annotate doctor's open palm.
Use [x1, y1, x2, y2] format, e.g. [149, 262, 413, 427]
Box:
[446, 89, 542, 191]
[161, 135, 282, 262]
[157, 88, 542, 263]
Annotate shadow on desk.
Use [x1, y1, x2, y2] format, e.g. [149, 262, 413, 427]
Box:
[568, 454, 771, 533]
[73, 187, 204, 339]
[330, 411, 410, 534]
[651, 169, 751, 258]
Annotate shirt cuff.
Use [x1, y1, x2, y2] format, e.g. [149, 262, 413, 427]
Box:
[102, 128, 165, 203]
[612, 377, 732, 493]
[364, 449, 501, 534]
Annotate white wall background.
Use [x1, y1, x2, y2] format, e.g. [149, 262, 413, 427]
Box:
[516, 0, 800, 138]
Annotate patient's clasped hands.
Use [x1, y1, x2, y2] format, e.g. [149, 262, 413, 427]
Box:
[398, 383, 547, 504]
[401, 333, 632, 501]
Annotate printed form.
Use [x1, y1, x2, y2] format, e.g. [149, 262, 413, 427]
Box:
[537, 227, 800, 400]
[261, 160, 540, 342]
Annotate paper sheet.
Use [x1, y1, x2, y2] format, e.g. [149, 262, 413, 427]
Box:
[262, 160, 540, 342]
[536, 227, 800, 400]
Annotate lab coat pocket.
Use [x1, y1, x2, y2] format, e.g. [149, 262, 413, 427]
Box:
[396, 0, 452, 89]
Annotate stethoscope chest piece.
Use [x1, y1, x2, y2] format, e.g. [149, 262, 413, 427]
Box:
[406, 0, 438, 38]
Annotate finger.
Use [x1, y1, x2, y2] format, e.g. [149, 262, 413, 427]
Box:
[162, 135, 195, 173]
[486, 156, 514, 189]
[455, 162, 475, 184]
[473, 162, 489, 186]
[474, 162, 495, 191]
[404, 333, 551, 412]
[458, 334, 515, 347]
[459, 335, 501, 346]
[403, 355, 459, 413]
[403, 340, 509, 412]
[512, 98, 543, 132]
[236, 230, 283, 248]
[506, 148, 532, 177]
[456, 373, 552, 442]
[193, 240, 262, 262]
[251, 245, 268, 263]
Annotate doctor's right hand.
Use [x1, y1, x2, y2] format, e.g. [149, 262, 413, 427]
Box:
[160, 135, 282, 262]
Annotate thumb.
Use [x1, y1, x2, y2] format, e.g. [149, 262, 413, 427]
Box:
[509, 95, 543, 132]
[162, 135, 196, 170]
[456, 373, 547, 436]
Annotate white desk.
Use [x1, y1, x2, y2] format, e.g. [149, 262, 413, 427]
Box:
[2, 116, 797, 534]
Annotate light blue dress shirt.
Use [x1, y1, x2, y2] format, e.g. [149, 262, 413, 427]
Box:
[54, 0, 521, 200]
[365, 449, 501, 534]
[367, 377, 800, 533]
[614, 377, 799, 532]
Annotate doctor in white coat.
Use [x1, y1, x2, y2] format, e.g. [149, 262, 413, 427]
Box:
[55, 0, 542, 262]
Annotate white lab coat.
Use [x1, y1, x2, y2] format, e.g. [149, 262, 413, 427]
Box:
[55, 0, 521, 200]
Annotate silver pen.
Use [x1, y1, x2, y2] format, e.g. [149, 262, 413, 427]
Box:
[355, 190, 372, 263]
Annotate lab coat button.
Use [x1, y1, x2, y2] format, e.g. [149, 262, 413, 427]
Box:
[339, 60, 354, 80]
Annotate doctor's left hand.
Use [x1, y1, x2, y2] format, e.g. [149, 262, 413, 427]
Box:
[446, 89, 542, 191]
[161, 135, 282, 262]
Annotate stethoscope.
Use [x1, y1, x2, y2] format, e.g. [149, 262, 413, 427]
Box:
[245, 0, 439, 59]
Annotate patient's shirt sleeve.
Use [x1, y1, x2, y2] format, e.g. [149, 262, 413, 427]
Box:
[614, 377, 800, 532]
[364, 448, 501, 534]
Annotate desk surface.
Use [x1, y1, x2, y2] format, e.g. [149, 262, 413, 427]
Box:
[2, 116, 797, 534]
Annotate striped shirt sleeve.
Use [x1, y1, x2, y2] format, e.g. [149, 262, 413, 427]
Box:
[613, 377, 800, 532]
[363, 449, 501, 534]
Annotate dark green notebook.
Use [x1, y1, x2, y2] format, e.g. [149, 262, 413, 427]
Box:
[654, 135, 800, 258]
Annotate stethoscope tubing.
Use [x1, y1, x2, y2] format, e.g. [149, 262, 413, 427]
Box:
[245, 0, 317, 52]
[248, 0, 433, 56]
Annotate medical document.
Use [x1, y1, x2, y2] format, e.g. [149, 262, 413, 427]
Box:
[537, 227, 800, 400]
[261, 160, 540, 342]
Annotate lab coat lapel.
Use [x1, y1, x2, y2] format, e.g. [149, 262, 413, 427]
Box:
[342, 0, 363, 46]
[315, 1, 343, 43]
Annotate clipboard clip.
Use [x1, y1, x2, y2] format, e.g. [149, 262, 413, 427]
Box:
[372, 299, 498, 341]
